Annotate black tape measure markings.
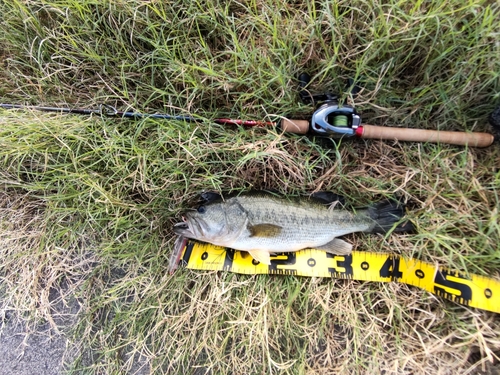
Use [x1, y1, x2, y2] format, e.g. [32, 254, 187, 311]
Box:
[179, 240, 500, 313]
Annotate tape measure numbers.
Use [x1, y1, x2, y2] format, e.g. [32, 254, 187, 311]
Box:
[180, 240, 500, 314]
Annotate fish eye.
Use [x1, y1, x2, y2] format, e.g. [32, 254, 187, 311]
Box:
[197, 205, 206, 214]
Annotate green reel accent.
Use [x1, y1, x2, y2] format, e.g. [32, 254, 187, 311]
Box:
[333, 114, 349, 127]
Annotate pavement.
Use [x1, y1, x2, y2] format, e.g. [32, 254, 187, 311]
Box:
[0, 297, 150, 375]
[0, 317, 69, 375]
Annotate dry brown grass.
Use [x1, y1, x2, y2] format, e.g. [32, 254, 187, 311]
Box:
[1, 0, 500, 374]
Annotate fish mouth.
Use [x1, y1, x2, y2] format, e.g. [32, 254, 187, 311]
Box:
[173, 214, 201, 238]
[173, 213, 213, 241]
[173, 221, 192, 236]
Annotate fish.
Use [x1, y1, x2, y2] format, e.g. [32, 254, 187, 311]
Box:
[173, 191, 413, 265]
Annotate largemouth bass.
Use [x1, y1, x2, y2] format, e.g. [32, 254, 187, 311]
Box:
[173, 192, 413, 265]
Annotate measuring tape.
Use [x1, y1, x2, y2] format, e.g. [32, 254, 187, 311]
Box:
[178, 240, 500, 314]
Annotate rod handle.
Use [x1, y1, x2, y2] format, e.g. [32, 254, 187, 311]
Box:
[280, 119, 310, 134]
[357, 124, 494, 148]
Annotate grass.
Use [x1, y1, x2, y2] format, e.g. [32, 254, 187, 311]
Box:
[1, 0, 500, 374]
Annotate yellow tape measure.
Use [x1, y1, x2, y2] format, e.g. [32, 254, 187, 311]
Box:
[179, 240, 500, 314]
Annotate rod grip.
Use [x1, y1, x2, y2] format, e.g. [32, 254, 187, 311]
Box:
[280, 119, 310, 134]
[358, 124, 494, 148]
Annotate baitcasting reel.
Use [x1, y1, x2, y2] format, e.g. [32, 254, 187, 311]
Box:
[280, 73, 496, 147]
[281, 73, 363, 137]
[297, 73, 361, 136]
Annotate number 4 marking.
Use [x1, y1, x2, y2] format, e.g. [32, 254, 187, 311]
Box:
[379, 256, 403, 280]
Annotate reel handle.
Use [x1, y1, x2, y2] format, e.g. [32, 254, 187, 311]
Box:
[357, 125, 495, 148]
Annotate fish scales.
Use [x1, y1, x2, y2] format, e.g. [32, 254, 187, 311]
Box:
[234, 195, 372, 251]
[173, 192, 412, 265]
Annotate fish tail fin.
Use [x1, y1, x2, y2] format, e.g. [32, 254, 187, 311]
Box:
[367, 200, 414, 234]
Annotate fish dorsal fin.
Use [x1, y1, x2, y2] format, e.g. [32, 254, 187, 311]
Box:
[247, 250, 271, 265]
[199, 191, 222, 203]
[248, 223, 282, 238]
[315, 238, 353, 255]
[310, 191, 345, 206]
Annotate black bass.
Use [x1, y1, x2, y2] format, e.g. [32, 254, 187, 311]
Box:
[173, 192, 413, 265]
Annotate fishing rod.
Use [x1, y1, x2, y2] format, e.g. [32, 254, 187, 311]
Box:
[2, 77, 499, 147]
[0, 103, 276, 127]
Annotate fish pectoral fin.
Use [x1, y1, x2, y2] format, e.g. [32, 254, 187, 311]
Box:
[247, 250, 271, 265]
[248, 223, 282, 238]
[316, 238, 353, 255]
